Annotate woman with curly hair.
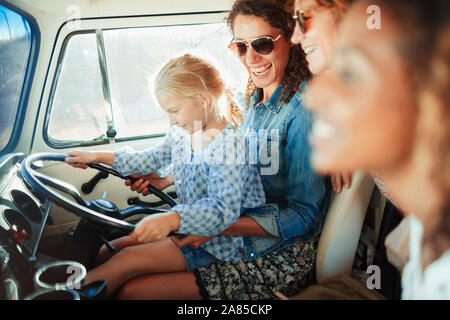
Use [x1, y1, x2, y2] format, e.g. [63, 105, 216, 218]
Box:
[117, 0, 331, 299]
[304, 0, 450, 299]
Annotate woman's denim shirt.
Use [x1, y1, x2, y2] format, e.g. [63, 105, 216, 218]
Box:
[240, 81, 331, 260]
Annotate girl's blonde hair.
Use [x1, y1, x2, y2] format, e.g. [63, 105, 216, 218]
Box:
[154, 54, 242, 126]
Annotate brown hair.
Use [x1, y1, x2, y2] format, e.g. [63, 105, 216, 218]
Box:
[417, 21, 450, 239]
[373, 0, 449, 89]
[377, 0, 450, 242]
[154, 54, 242, 126]
[227, 0, 311, 105]
[377, 0, 450, 198]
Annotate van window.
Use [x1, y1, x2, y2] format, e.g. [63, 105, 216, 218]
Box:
[47, 22, 246, 146]
[0, 5, 32, 152]
[47, 33, 107, 142]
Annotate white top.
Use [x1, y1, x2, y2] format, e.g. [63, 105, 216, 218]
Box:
[401, 214, 450, 300]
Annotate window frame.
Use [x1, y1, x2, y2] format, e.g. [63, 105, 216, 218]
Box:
[43, 11, 233, 149]
[0, 1, 40, 155]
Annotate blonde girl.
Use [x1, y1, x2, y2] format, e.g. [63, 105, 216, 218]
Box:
[65, 54, 265, 297]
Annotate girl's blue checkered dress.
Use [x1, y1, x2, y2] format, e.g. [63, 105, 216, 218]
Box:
[112, 125, 266, 261]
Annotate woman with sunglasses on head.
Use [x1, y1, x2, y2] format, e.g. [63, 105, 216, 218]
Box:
[303, 0, 450, 299]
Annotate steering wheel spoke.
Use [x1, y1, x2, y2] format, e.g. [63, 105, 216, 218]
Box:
[32, 171, 88, 207]
[118, 205, 171, 220]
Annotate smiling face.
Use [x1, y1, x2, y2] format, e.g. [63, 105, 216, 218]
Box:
[232, 14, 291, 98]
[157, 94, 207, 134]
[305, 3, 418, 175]
[290, 0, 339, 74]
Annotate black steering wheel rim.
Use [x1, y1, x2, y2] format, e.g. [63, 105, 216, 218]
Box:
[21, 153, 172, 232]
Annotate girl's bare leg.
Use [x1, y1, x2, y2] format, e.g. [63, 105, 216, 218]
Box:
[94, 235, 141, 266]
[116, 271, 202, 300]
[85, 237, 187, 296]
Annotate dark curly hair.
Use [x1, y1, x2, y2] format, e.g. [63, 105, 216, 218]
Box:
[423, 24, 450, 243]
[404, 0, 450, 242]
[227, 0, 311, 106]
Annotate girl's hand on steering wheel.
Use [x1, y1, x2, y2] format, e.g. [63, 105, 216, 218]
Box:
[131, 211, 180, 243]
[65, 150, 114, 168]
[125, 173, 175, 196]
[65, 150, 98, 169]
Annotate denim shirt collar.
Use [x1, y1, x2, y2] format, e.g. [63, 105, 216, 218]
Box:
[249, 84, 284, 113]
[249, 81, 308, 113]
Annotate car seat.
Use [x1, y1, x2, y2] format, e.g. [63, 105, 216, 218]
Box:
[315, 171, 375, 283]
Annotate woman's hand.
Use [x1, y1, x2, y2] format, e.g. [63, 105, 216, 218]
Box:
[130, 211, 180, 243]
[171, 234, 214, 248]
[330, 171, 352, 193]
[125, 173, 174, 195]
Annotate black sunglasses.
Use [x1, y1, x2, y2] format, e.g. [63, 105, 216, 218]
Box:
[292, 10, 307, 33]
[228, 34, 282, 57]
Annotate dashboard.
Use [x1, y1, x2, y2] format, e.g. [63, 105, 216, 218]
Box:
[0, 152, 178, 300]
[0, 153, 53, 300]
[0, 152, 168, 300]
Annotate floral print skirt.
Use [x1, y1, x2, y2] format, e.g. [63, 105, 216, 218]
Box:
[193, 236, 319, 300]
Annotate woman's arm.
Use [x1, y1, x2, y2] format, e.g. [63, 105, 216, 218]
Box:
[172, 216, 274, 249]
[220, 216, 273, 237]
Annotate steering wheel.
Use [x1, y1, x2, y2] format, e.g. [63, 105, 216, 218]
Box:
[21, 153, 177, 232]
